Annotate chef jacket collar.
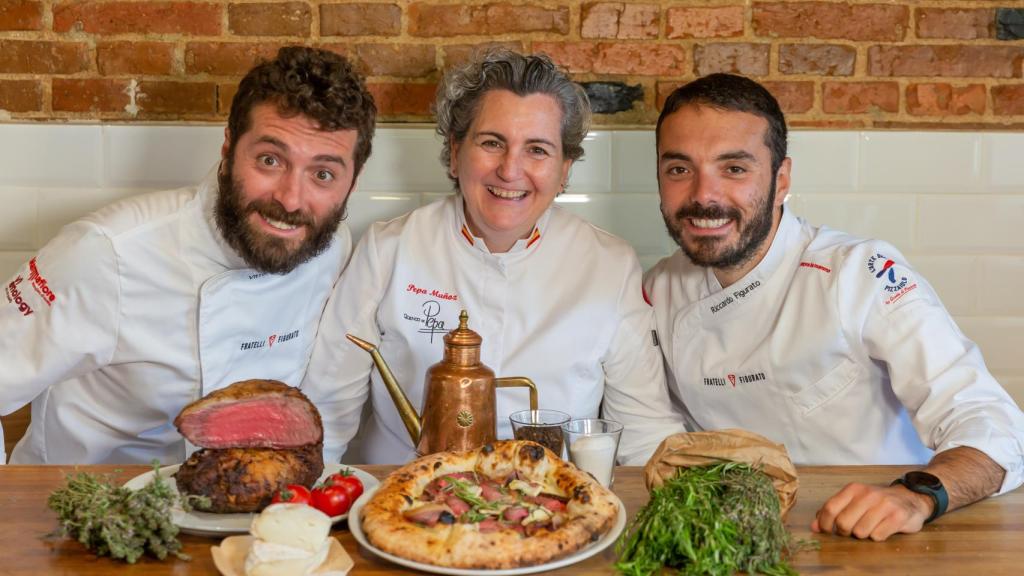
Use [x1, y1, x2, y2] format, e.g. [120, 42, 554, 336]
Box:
[453, 194, 552, 256]
[186, 163, 251, 272]
[704, 205, 799, 295]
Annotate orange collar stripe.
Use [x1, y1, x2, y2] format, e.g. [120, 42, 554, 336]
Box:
[526, 228, 541, 248]
[460, 225, 474, 246]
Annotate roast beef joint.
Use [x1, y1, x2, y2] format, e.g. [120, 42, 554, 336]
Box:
[173, 379, 325, 513]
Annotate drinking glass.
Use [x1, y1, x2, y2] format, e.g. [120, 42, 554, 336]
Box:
[561, 418, 623, 487]
[509, 409, 571, 457]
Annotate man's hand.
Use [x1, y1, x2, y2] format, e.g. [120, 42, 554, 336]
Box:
[811, 482, 934, 541]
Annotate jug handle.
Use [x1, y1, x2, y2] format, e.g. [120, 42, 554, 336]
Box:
[494, 377, 538, 411]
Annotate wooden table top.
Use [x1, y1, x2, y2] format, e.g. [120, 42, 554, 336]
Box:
[1, 464, 1021, 575]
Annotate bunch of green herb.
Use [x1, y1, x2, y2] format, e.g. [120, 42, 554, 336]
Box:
[615, 462, 815, 576]
[47, 461, 209, 563]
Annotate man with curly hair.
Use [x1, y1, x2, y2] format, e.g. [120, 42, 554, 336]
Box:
[0, 47, 377, 465]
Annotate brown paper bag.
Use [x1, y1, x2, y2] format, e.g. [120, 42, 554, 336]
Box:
[643, 429, 799, 517]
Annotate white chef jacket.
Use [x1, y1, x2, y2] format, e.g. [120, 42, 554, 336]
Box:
[644, 207, 1024, 494]
[304, 195, 686, 465]
[0, 166, 350, 465]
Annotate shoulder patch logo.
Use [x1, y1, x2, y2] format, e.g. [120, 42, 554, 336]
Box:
[867, 253, 919, 306]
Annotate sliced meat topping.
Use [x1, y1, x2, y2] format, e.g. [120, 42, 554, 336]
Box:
[402, 503, 452, 526]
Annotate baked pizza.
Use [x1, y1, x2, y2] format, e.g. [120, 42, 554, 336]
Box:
[360, 440, 620, 569]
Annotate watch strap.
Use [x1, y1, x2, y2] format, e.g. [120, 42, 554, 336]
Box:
[891, 473, 949, 524]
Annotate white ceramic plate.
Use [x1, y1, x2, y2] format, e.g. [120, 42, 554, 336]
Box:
[348, 486, 627, 575]
[123, 463, 380, 537]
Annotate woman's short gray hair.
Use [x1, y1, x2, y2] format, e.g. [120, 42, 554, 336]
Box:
[434, 49, 591, 181]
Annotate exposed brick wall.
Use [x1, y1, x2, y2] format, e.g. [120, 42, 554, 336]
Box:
[1, 1, 1022, 128]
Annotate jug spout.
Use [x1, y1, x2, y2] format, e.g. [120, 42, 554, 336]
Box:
[345, 334, 422, 445]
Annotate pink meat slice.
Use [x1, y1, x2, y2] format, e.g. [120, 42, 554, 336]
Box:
[174, 379, 323, 448]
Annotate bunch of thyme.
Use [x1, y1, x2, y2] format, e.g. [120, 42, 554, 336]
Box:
[47, 461, 209, 563]
[615, 462, 815, 576]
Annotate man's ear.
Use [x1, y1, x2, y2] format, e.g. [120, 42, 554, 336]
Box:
[221, 127, 231, 162]
[774, 157, 792, 208]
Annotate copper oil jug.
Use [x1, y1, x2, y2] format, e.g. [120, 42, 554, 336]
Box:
[346, 310, 538, 456]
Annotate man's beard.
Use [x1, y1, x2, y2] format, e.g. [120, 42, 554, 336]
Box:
[662, 179, 776, 270]
[215, 160, 347, 275]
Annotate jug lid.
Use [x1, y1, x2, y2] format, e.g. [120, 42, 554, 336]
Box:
[445, 310, 482, 348]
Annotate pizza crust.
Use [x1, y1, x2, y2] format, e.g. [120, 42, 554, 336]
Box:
[361, 440, 620, 569]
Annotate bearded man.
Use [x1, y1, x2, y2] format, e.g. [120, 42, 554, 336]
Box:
[0, 46, 376, 465]
[644, 74, 1024, 541]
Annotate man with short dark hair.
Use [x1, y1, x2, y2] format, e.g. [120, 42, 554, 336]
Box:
[644, 73, 1024, 541]
[0, 46, 377, 465]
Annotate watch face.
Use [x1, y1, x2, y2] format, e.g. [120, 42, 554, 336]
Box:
[904, 471, 942, 490]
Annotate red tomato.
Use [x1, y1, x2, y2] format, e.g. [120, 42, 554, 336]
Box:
[323, 470, 364, 502]
[311, 484, 353, 517]
[271, 484, 312, 506]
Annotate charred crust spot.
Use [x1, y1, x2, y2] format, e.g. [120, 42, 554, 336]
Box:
[523, 444, 544, 461]
[482, 443, 494, 454]
[397, 473, 414, 482]
[402, 494, 413, 505]
[419, 464, 428, 471]
[573, 485, 592, 504]
[433, 461, 443, 470]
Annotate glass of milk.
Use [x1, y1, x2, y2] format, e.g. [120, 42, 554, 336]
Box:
[561, 418, 623, 488]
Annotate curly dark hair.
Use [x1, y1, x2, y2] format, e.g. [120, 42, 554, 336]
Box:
[227, 46, 377, 176]
[657, 73, 787, 176]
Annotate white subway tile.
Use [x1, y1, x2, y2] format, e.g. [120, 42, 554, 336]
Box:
[345, 192, 422, 245]
[357, 128, 450, 193]
[917, 196, 1024, 252]
[571, 131, 612, 193]
[859, 132, 981, 194]
[991, 374, 1024, 409]
[984, 133, 1024, 192]
[104, 125, 223, 188]
[0, 124, 102, 187]
[0, 187, 37, 250]
[556, 193, 675, 255]
[35, 188, 146, 249]
[908, 255, 976, 316]
[976, 256, 1024, 316]
[0, 251, 33, 283]
[955, 317, 1024, 374]
[792, 194, 916, 254]
[611, 131, 657, 194]
[787, 132, 859, 194]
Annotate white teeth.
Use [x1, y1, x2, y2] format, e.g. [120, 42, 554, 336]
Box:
[691, 218, 729, 229]
[487, 186, 528, 199]
[264, 216, 298, 231]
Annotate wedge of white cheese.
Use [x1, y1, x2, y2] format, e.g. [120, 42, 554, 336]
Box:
[245, 503, 332, 576]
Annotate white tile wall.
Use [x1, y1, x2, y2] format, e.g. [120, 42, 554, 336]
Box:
[1, 124, 1022, 402]
[859, 132, 982, 194]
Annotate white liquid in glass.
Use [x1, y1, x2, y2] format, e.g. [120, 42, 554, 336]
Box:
[568, 434, 617, 487]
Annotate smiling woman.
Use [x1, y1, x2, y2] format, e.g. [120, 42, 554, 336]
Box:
[302, 49, 689, 468]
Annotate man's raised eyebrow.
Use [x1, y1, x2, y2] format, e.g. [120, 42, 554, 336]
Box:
[255, 135, 346, 167]
[659, 151, 692, 163]
[717, 150, 757, 162]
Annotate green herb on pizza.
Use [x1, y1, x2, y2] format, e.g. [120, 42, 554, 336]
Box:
[46, 461, 209, 563]
[615, 462, 816, 576]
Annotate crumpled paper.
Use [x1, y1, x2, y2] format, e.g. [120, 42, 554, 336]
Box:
[643, 429, 799, 517]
